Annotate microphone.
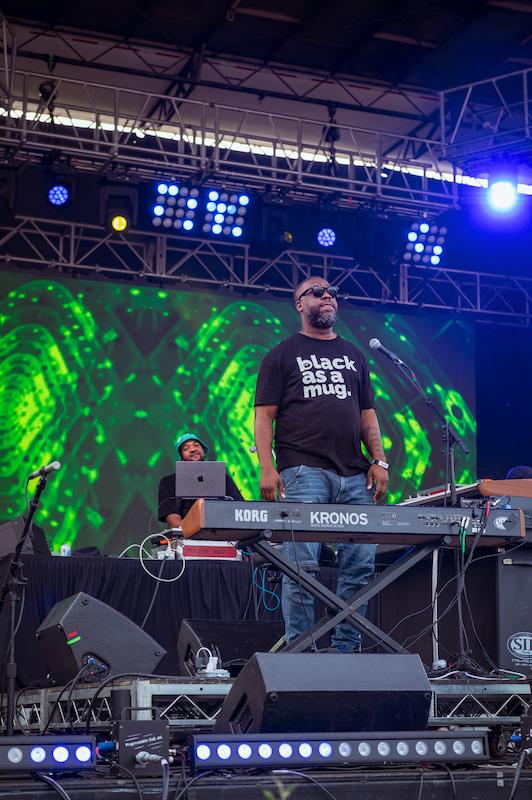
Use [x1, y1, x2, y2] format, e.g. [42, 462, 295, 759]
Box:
[28, 461, 61, 480]
[369, 338, 404, 365]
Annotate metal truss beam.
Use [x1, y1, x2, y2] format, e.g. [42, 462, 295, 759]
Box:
[0, 69, 457, 216]
[1, 216, 529, 326]
[440, 66, 532, 168]
[6, 678, 530, 734]
[10, 21, 436, 124]
[4, 679, 231, 733]
[3, 23, 532, 196]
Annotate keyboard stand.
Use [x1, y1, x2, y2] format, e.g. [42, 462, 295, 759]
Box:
[239, 530, 450, 655]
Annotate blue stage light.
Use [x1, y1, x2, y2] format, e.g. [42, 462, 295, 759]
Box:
[317, 228, 336, 247]
[414, 242, 424, 253]
[183, 219, 194, 231]
[227, 204, 237, 214]
[258, 743, 273, 759]
[239, 194, 250, 206]
[433, 244, 443, 255]
[214, 213, 224, 223]
[238, 744, 252, 759]
[209, 190, 219, 201]
[419, 222, 430, 233]
[48, 185, 69, 206]
[168, 184, 179, 196]
[196, 745, 211, 761]
[157, 183, 168, 195]
[30, 747, 46, 763]
[192, 732, 488, 771]
[217, 744, 231, 760]
[430, 255, 440, 265]
[487, 180, 518, 212]
[217, 203, 227, 213]
[75, 746, 92, 763]
[53, 746, 69, 763]
[407, 231, 418, 242]
[212, 224, 222, 234]
[187, 198, 198, 209]
[232, 227, 243, 237]
[153, 205, 165, 216]
[206, 201, 216, 212]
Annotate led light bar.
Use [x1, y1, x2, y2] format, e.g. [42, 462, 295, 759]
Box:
[0, 736, 96, 772]
[192, 730, 488, 771]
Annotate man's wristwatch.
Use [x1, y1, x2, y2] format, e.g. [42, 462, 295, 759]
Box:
[372, 459, 390, 470]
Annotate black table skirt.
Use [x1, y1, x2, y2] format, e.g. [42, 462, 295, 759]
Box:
[0, 554, 338, 684]
[0, 548, 501, 688]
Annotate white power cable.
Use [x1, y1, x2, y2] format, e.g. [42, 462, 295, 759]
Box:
[117, 542, 152, 559]
[138, 532, 186, 583]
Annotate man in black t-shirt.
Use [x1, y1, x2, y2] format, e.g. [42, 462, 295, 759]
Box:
[158, 432, 243, 528]
[254, 277, 389, 652]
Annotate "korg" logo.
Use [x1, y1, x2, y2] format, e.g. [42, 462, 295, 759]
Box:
[234, 508, 269, 523]
[507, 632, 532, 661]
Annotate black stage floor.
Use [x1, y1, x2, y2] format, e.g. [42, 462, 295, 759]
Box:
[0, 766, 531, 800]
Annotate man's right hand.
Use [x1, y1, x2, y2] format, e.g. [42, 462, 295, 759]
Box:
[260, 466, 285, 501]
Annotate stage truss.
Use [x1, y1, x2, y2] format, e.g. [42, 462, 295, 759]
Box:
[1, 216, 530, 325]
[1, 18, 531, 216]
[3, 678, 530, 735]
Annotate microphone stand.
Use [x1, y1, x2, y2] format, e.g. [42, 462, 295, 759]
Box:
[0, 473, 50, 736]
[387, 355, 473, 672]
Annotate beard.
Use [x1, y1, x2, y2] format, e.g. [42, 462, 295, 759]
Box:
[308, 308, 337, 328]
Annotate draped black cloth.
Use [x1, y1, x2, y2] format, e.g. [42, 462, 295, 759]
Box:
[0, 554, 337, 686]
[0, 549, 500, 689]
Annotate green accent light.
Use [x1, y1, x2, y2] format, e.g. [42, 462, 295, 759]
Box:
[67, 636, 81, 646]
[0, 272, 476, 552]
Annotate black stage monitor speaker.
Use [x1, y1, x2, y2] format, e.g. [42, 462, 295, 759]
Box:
[214, 652, 431, 734]
[177, 619, 285, 676]
[36, 592, 167, 685]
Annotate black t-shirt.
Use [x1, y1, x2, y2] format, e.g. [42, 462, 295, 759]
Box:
[157, 469, 243, 523]
[254, 333, 375, 476]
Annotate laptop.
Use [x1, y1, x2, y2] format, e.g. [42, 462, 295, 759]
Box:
[175, 461, 227, 499]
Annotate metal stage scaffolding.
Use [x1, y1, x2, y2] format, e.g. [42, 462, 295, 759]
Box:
[3, 677, 530, 736]
[1, 216, 530, 326]
[1, 18, 532, 214]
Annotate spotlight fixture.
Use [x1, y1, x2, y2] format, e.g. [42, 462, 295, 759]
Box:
[192, 730, 488, 771]
[45, 173, 75, 208]
[48, 184, 70, 206]
[403, 220, 447, 266]
[100, 184, 138, 234]
[202, 188, 250, 238]
[110, 214, 128, 233]
[151, 181, 200, 232]
[317, 227, 336, 247]
[151, 182, 251, 238]
[487, 165, 519, 213]
[0, 736, 95, 772]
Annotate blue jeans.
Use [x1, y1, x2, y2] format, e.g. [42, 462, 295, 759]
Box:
[280, 465, 376, 652]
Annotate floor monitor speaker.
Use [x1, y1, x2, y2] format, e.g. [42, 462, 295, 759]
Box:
[36, 592, 167, 684]
[215, 652, 431, 733]
[177, 619, 285, 676]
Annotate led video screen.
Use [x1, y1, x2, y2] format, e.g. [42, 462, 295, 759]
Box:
[0, 271, 476, 553]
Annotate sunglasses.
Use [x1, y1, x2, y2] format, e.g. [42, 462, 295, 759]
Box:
[297, 284, 340, 301]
